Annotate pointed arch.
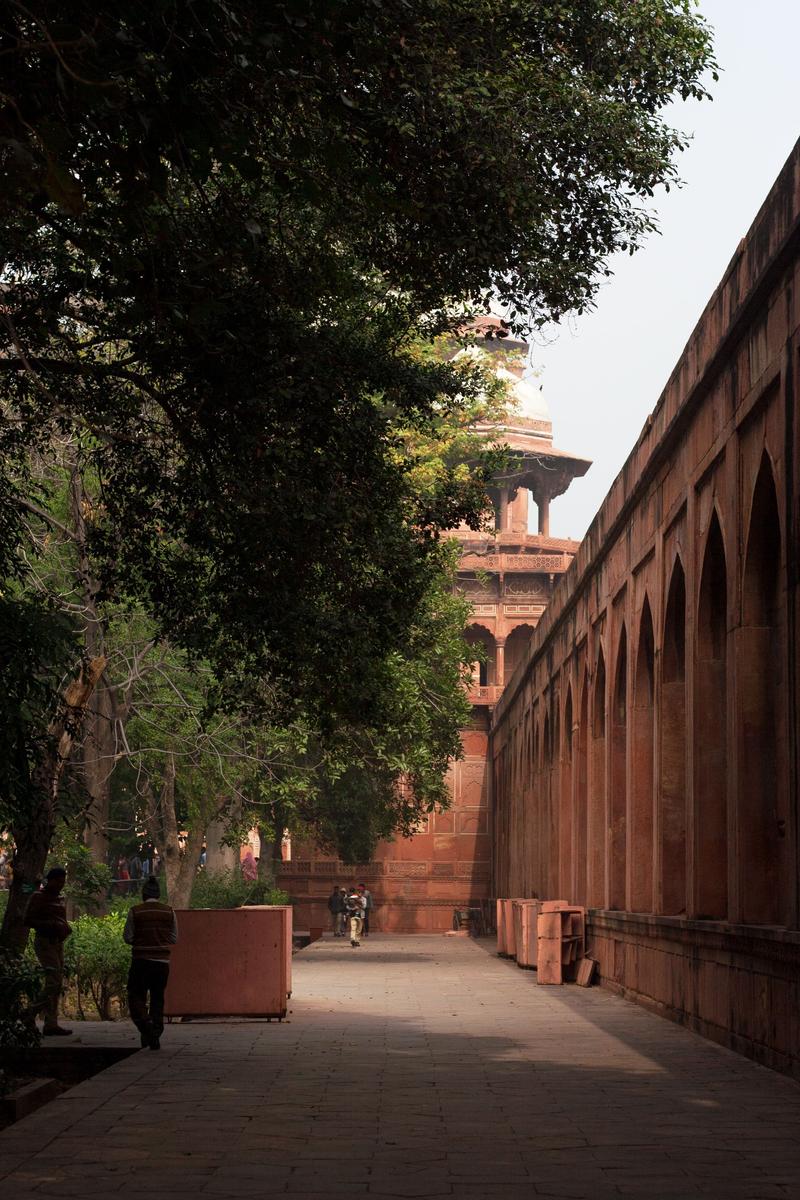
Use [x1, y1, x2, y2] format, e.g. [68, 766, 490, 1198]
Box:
[464, 623, 496, 687]
[504, 623, 536, 685]
[659, 558, 687, 914]
[548, 686, 561, 901]
[610, 625, 628, 909]
[631, 597, 655, 912]
[588, 646, 607, 906]
[575, 670, 589, 906]
[559, 683, 573, 897]
[564, 685, 573, 761]
[739, 454, 784, 924]
[695, 509, 728, 919]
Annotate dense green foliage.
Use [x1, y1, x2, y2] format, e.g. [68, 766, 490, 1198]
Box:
[0, 3, 715, 904]
[0, 1, 715, 710]
[0, 598, 79, 835]
[64, 911, 131, 1021]
[0, 947, 43, 1054]
[189, 870, 289, 911]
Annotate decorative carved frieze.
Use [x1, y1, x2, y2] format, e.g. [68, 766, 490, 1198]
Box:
[460, 553, 567, 572]
[387, 861, 428, 877]
[503, 604, 544, 617]
[504, 577, 547, 597]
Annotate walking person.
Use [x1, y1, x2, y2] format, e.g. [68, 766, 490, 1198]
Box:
[25, 866, 72, 1036]
[358, 883, 374, 937]
[327, 885, 345, 936]
[123, 875, 178, 1050]
[241, 847, 258, 882]
[345, 887, 365, 947]
[336, 887, 350, 937]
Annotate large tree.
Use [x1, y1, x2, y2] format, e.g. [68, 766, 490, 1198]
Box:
[0, 2, 715, 939]
[0, 1, 715, 704]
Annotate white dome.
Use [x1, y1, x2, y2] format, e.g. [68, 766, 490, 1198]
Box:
[495, 366, 551, 425]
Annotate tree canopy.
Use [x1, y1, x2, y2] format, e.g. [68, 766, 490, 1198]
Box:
[0, 3, 716, 933]
[1, 1, 716, 709]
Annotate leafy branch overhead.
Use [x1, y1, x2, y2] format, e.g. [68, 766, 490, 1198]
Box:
[0, 4, 716, 889]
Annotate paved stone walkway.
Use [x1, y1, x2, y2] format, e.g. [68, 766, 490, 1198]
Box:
[2, 935, 800, 1199]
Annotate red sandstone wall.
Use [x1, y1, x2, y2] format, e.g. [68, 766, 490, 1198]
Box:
[491, 138, 800, 1078]
[278, 727, 491, 933]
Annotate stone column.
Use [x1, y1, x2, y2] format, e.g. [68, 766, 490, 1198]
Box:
[498, 488, 510, 532]
[495, 639, 506, 688]
[538, 494, 551, 536]
[510, 488, 529, 534]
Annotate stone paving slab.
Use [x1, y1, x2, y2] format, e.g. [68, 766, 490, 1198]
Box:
[2, 934, 800, 1198]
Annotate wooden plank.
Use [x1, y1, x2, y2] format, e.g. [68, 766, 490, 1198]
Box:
[576, 957, 596, 987]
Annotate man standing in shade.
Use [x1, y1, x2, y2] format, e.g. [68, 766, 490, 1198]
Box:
[327, 884, 345, 936]
[123, 875, 178, 1049]
[358, 883, 374, 937]
[25, 866, 72, 1036]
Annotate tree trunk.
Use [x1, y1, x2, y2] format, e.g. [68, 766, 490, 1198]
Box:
[267, 804, 286, 872]
[69, 465, 115, 865]
[81, 679, 116, 864]
[206, 814, 237, 874]
[142, 783, 161, 860]
[170, 824, 205, 910]
[1, 655, 106, 950]
[159, 754, 182, 903]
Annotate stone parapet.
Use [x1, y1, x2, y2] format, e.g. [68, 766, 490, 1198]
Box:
[489, 137, 800, 1078]
[589, 911, 800, 1080]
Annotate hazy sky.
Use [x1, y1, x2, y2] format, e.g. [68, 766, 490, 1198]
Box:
[537, 0, 800, 538]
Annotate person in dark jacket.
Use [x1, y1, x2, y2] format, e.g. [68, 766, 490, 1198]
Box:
[327, 885, 346, 936]
[25, 866, 72, 1035]
[358, 884, 374, 937]
[123, 875, 178, 1049]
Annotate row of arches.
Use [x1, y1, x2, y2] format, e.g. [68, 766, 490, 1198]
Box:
[494, 453, 791, 927]
[465, 622, 535, 688]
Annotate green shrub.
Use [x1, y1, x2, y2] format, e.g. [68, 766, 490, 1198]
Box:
[64, 912, 131, 1021]
[0, 948, 43, 1055]
[190, 868, 289, 910]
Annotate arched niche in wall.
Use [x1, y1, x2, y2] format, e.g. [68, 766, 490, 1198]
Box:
[631, 598, 655, 913]
[464, 623, 495, 687]
[609, 626, 627, 910]
[504, 623, 535, 685]
[694, 509, 728, 920]
[575, 672, 589, 907]
[589, 646, 607, 907]
[559, 684, 573, 900]
[549, 688, 561, 900]
[659, 557, 687, 915]
[739, 453, 784, 925]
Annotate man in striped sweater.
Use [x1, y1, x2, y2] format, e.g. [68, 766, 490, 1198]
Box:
[123, 875, 178, 1050]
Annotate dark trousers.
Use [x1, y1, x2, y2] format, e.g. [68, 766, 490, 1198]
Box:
[127, 959, 170, 1038]
[363, 911, 370, 936]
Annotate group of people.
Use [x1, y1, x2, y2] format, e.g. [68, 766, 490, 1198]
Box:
[24, 866, 177, 1050]
[113, 847, 160, 891]
[327, 883, 373, 947]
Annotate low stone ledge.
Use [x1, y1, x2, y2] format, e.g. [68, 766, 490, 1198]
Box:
[0, 1078, 60, 1127]
[586, 908, 800, 1081]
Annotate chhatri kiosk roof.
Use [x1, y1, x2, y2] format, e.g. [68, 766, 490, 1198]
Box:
[455, 317, 591, 498]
